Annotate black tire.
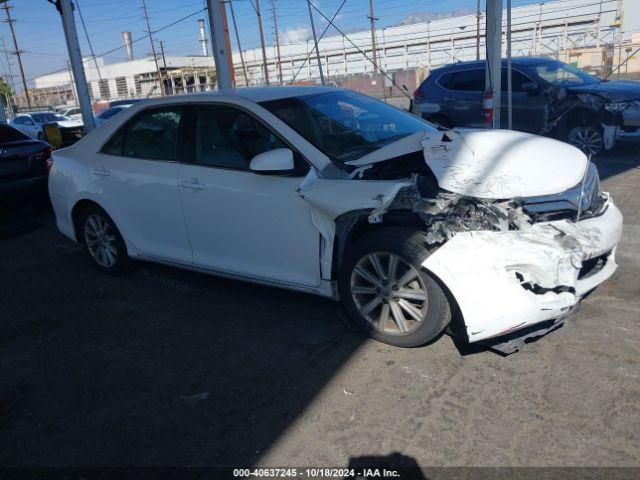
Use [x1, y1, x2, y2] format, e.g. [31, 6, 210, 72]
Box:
[77, 205, 131, 275]
[338, 227, 451, 348]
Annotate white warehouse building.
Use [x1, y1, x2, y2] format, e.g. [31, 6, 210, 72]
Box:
[25, 0, 638, 107]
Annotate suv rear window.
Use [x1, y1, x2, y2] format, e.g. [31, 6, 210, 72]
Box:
[438, 68, 485, 91]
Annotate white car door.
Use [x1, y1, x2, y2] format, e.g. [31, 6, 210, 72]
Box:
[93, 105, 192, 263]
[12, 116, 37, 138]
[177, 104, 321, 287]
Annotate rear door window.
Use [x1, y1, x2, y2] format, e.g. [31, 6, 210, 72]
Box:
[450, 69, 485, 91]
[101, 107, 183, 160]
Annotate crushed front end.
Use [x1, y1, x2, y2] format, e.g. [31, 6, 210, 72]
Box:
[409, 163, 623, 349]
[356, 149, 623, 351]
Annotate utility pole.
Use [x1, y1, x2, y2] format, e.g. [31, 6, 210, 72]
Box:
[219, 0, 235, 87]
[368, 0, 378, 74]
[159, 40, 170, 94]
[254, 0, 270, 85]
[66, 60, 78, 105]
[476, 0, 481, 60]
[206, 0, 233, 90]
[228, 0, 249, 86]
[1, 1, 30, 109]
[307, 0, 324, 84]
[270, 0, 283, 84]
[485, 0, 503, 129]
[57, 0, 95, 131]
[141, 0, 165, 97]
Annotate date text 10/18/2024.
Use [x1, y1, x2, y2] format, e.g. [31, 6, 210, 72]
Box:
[233, 468, 401, 478]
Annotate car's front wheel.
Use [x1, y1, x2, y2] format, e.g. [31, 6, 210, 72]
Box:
[78, 206, 131, 275]
[567, 125, 604, 156]
[339, 228, 451, 347]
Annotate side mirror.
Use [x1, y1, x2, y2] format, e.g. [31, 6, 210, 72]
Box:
[249, 148, 294, 173]
[521, 82, 539, 95]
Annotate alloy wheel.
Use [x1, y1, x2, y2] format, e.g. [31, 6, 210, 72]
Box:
[84, 213, 118, 268]
[568, 126, 603, 156]
[350, 252, 429, 335]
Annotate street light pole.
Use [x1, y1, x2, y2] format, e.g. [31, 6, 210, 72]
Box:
[58, 0, 96, 131]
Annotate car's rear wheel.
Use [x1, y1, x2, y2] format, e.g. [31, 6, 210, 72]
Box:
[567, 125, 604, 156]
[78, 206, 131, 275]
[339, 228, 451, 347]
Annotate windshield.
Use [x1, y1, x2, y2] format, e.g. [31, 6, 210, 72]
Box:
[260, 90, 436, 162]
[31, 113, 59, 123]
[533, 61, 601, 87]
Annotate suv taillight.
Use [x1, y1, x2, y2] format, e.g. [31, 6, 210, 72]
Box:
[413, 86, 423, 101]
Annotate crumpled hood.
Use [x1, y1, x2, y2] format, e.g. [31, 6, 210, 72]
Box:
[421, 129, 589, 198]
[568, 81, 640, 102]
[349, 128, 588, 199]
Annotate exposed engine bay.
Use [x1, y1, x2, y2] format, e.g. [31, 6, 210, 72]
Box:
[352, 149, 607, 246]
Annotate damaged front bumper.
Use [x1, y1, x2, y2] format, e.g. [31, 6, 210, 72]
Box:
[422, 195, 623, 343]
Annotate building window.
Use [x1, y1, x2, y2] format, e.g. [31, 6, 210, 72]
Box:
[98, 79, 111, 99]
[115, 77, 127, 97]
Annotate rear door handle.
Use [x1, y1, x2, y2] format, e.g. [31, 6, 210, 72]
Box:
[92, 166, 110, 177]
[180, 178, 205, 190]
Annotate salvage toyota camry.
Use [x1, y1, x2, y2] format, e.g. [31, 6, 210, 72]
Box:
[49, 87, 623, 352]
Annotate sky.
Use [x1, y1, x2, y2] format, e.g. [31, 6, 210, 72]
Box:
[0, 0, 542, 91]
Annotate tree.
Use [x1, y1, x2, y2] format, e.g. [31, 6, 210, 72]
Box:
[0, 77, 13, 111]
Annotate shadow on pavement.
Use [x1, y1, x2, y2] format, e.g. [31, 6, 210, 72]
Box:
[595, 142, 640, 181]
[0, 206, 371, 466]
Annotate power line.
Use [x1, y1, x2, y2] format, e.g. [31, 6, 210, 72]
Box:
[75, 0, 103, 83]
[228, 0, 250, 85]
[290, 0, 347, 84]
[306, 0, 409, 98]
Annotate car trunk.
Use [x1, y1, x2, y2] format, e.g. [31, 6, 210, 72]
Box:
[0, 139, 51, 183]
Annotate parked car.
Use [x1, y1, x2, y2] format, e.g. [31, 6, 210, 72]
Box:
[0, 122, 52, 204]
[94, 105, 132, 126]
[59, 107, 82, 121]
[10, 111, 84, 146]
[412, 57, 640, 155]
[49, 87, 622, 352]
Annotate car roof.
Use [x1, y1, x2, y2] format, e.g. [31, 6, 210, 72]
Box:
[435, 56, 557, 72]
[125, 86, 338, 109]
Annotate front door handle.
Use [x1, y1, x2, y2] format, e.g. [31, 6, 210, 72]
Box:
[180, 178, 205, 190]
[92, 166, 110, 177]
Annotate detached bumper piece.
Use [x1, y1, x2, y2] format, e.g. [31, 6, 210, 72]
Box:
[423, 196, 623, 346]
[474, 304, 580, 355]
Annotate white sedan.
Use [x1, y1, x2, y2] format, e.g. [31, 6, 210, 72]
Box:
[48, 87, 623, 351]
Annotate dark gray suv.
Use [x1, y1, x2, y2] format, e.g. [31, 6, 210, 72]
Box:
[412, 57, 640, 155]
